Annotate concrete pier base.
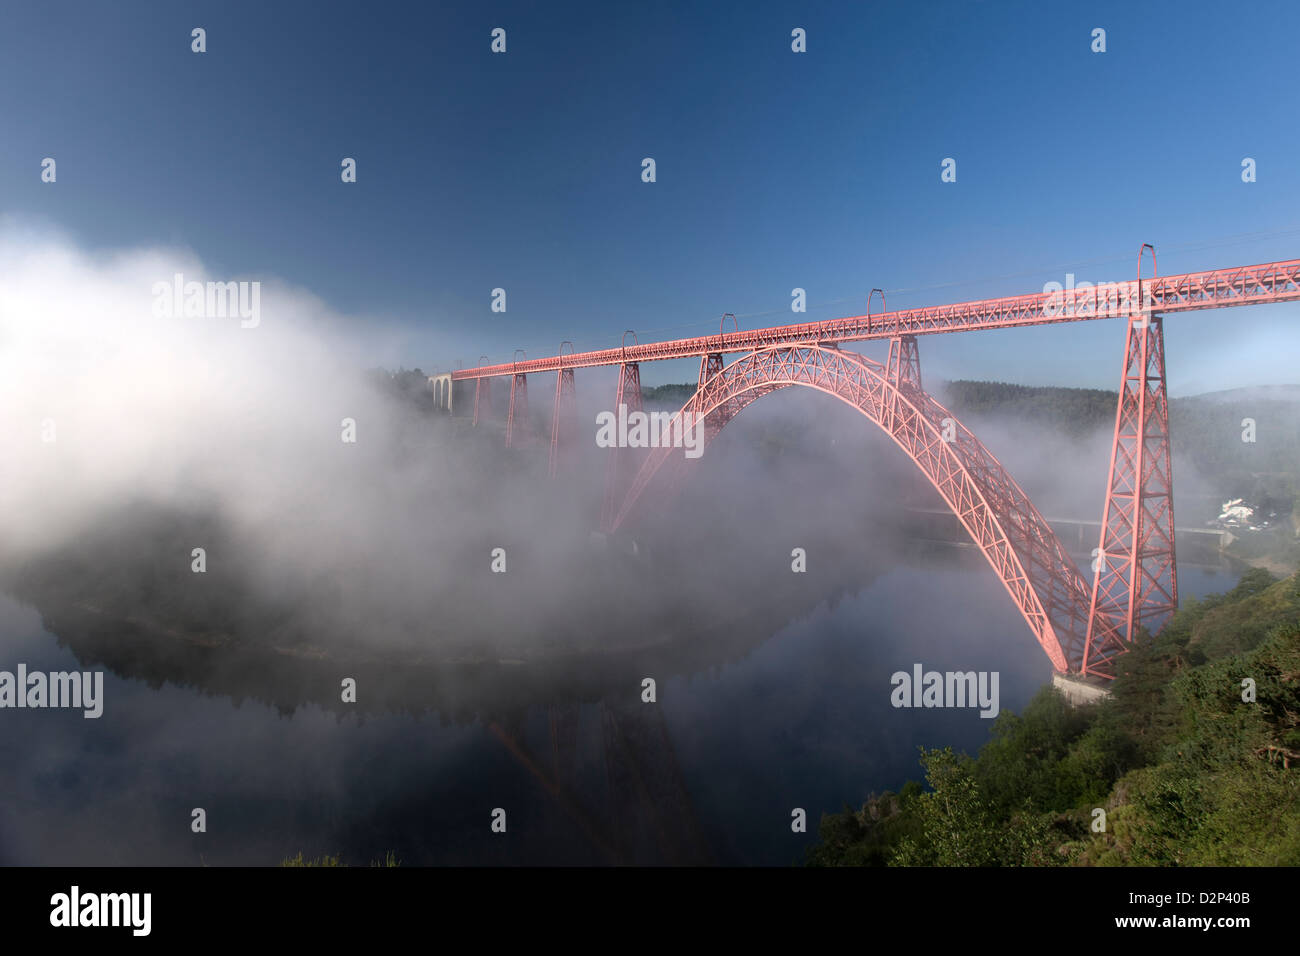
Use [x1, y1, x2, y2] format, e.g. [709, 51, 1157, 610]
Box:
[1052, 672, 1112, 707]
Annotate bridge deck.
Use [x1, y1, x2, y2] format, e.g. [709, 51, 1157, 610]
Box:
[452, 258, 1300, 379]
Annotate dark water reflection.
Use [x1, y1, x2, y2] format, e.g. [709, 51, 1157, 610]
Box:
[0, 552, 1241, 866]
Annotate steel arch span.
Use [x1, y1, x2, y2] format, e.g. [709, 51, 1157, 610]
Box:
[609, 345, 1129, 678]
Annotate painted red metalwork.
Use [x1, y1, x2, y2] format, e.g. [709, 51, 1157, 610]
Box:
[886, 335, 921, 391]
[472, 354, 490, 426]
[609, 344, 1127, 676]
[600, 333, 644, 530]
[451, 258, 1300, 380]
[550, 341, 576, 477]
[506, 349, 528, 448]
[1084, 246, 1177, 670]
[867, 288, 885, 337]
[454, 251, 1299, 676]
[699, 314, 743, 440]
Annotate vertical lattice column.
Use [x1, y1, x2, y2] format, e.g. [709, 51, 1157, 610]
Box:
[1085, 312, 1177, 671]
[600, 362, 641, 531]
[550, 367, 576, 477]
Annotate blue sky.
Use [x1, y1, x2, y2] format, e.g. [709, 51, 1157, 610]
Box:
[3, 0, 1299, 393]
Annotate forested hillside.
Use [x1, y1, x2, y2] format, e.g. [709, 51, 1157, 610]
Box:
[807, 568, 1300, 866]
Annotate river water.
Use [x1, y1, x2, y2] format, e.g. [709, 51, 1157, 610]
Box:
[0, 545, 1241, 866]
